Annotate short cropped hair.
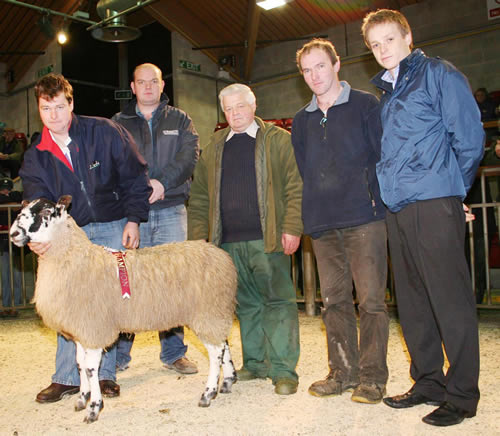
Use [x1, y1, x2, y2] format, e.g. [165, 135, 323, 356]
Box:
[133, 63, 163, 81]
[35, 73, 73, 104]
[296, 38, 339, 73]
[361, 9, 412, 49]
[218, 84, 256, 111]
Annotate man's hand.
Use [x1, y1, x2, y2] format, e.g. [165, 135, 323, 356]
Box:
[0, 153, 7, 160]
[122, 222, 140, 249]
[282, 233, 301, 255]
[28, 241, 51, 256]
[463, 204, 475, 223]
[148, 179, 165, 204]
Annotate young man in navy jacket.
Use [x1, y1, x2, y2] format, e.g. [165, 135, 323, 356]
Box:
[21, 73, 151, 404]
[362, 9, 484, 427]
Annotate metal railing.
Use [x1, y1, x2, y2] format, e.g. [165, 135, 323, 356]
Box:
[293, 166, 500, 313]
[0, 203, 36, 311]
[3, 175, 499, 315]
[467, 166, 500, 308]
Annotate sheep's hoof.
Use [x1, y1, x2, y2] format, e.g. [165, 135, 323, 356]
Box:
[75, 392, 90, 411]
[84, 400, 103, 423]
[198, 390, 217, 407]
[220, 377, 236, 394]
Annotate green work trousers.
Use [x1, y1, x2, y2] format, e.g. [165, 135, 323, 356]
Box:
[222, 239, 300, 382]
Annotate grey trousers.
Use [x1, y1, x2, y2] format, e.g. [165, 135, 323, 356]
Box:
[312, 219, 389, 386]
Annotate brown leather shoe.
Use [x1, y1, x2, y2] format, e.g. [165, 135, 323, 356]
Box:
[99, 380, 120, 397]
[36, 383, 79, 403]
[163, 357, 198, 374]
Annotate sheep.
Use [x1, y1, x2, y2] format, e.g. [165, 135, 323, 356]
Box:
[10, 195, 238, 423]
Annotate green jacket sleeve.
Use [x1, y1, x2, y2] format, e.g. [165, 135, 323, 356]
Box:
[187, 152, 210, 241]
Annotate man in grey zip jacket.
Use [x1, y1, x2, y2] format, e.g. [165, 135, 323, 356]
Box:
[113, 63, 199, 375]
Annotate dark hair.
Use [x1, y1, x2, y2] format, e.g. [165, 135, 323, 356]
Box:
[34, 73, 73, 104]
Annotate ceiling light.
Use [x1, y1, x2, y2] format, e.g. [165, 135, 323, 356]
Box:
[57, 29, 68, 45]
[257, 0, 292, 10]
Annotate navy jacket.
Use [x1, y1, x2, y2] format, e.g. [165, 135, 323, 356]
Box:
[292, 82, 385, 236]
[371, 49, 485, 213]
[20, 114, 151, 227]
[112, 95, 199, 210]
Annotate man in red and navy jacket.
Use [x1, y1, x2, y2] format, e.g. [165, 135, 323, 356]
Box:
[20, 73, 151, 405]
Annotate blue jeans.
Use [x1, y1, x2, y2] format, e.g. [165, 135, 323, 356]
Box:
[52, 218, 127, 386]
[1, 243, 22, 307]
[116, 205, 188, 367]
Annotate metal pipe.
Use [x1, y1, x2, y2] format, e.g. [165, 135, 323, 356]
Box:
[251, 23, 500, 87]
[301, 236, 317, 316]
[1, 0, 97, 25]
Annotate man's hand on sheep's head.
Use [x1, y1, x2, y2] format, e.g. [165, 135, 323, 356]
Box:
[28, 241, 51, 256]
[122, 222, 140, 249]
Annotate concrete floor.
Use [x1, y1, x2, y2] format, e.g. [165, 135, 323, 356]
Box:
[0, 309, 498, 435]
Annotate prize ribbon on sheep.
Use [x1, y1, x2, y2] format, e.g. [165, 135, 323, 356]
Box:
[106, 249, 131, 299]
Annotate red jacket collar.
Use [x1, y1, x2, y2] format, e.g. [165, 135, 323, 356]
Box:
[37, 126, 74, 172]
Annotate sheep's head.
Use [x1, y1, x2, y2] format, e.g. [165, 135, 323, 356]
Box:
[10, 195, 72, 247]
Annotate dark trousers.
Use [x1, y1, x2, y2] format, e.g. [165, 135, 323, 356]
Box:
[386, 197, 480, 413]
[312, 220, 389, 386]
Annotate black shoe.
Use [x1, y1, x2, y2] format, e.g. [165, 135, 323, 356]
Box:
[36, 383, 79, 403]
[99, 380, 120, 398]
[383, 389, 442, 409]
[422, 402, 475, 427]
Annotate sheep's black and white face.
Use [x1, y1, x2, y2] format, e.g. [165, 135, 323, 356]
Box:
[10, 196, 71, 247]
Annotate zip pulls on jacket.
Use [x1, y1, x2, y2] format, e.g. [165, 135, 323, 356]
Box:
[320, 116, 327, 140]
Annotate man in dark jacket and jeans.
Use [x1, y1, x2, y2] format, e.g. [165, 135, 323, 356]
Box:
[113, 63, 199, 375]
[362, 9, 484, 427]
[292, 38, 388, 404]
[21, 73, 151, 403]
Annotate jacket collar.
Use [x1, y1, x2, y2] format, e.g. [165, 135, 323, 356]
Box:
[36, 118, 75, 171]
[305, 80, 351, 112]
[371, 48, 425, 92]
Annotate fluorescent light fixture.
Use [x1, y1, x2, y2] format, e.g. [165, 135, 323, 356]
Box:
[257, 0, 292, 11]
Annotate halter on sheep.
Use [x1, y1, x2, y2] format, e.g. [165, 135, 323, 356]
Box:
[10, 196, 238, 423]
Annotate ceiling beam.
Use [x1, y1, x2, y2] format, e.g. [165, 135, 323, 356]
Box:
[243, 0, 261, 81]
[144, 1, 243, 82]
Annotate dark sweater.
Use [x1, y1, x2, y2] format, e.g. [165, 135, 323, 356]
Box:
[220, 133, 263, 243]
[291, 88, 385, 236]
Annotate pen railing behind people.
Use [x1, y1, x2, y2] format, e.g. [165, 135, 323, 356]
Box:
[468, 165, 500, 308]
[0, 203, 36, 310]
[295, 166, 500, 312]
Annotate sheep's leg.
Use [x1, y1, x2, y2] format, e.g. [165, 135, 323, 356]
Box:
[75, 342, 90, 411]
[198, 343, 224, 407]
[220, 341, 236, 394]
[83, 348, 104, 423]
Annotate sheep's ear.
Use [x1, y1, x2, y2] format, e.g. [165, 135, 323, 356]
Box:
[21, 200, 30, 208]
[56, 195, 72, 211]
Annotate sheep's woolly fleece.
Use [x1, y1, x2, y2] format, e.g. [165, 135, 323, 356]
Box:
[0, 311, 498, 436]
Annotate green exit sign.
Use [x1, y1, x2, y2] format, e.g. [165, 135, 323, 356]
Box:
[179, 60, 201, 72]
[114, 90, 132, 100]
[37, 65, 54, 78]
